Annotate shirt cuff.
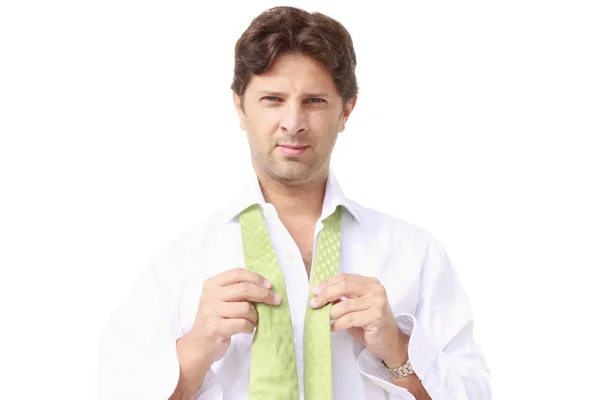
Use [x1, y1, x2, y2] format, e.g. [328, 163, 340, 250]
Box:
[97, 338, 182, 400]
[140, 338, 182, 399]
[135, 338, 223, 400]
[357, 313, 438, 397]
[195, 368, 223, 399]
[155, 337, 222, 400]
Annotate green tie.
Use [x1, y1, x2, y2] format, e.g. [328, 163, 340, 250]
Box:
[239, 204, 342, 400]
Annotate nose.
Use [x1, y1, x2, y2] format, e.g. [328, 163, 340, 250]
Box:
[279, 103, 307, 136]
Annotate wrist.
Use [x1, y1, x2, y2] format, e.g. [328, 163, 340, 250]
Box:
[382, 329, 409, 368]
[175, 334, 213, 397]
[177, 334, 213, 371]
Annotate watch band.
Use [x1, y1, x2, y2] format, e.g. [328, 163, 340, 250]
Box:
[382, 359, 414, 379]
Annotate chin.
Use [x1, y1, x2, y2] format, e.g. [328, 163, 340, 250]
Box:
[269, 163, 313, 181]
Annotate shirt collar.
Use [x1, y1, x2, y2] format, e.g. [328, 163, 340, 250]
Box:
[224, 169, 361, 226]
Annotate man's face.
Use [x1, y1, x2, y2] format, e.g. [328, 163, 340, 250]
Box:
[234, 53, 356, 184]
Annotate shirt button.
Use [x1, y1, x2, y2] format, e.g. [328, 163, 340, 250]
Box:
[286, 253, 296, 261]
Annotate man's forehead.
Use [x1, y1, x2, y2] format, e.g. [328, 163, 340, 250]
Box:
[253, 88, 335, 98]
[246, 73, 339, 97]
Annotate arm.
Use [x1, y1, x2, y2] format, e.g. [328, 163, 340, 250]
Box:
[359, 238, 491, 399]
[97, 238, 223, 400]
[169, 336, 213, 400]
[392, 376, 431, 400]
[407, 238, 490, 399]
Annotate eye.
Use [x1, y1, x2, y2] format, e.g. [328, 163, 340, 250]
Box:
[262, 96, 282, 102]
[306, 98, 326, 104]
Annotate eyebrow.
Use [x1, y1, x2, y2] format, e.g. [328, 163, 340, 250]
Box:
[257, 90, 331, 98]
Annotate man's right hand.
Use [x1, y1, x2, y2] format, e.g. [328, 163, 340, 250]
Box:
[179, 267, 281, 367]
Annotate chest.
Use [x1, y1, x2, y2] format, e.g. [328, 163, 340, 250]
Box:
[180, 225, 422, 343]
[178, 218, 425, 399]
[285, 223, 316, 275]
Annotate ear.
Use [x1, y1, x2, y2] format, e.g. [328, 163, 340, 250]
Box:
[339, 96, 357, 132]
[233, 91, 247, 131]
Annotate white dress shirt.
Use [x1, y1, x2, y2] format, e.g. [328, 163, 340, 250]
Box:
[98, 170, 491, 399]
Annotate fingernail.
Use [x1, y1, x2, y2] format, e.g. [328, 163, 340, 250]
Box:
[312, 285, 320, 295]
[263, 279, 272, 288]
[274, 294, 282, 304]
[309, 298, 318, 308]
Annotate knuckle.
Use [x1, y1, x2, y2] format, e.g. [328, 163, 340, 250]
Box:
[373, 296, 386, 309]
[233, 267, 246, 278]
[374, 283, 386, 296]
[340, 280, 349, 291]
[240, 282, 250, 295]
[342, 300, 352, 311]
[373, 299, 387, 315]
[380, 296, 389, 308]
[346, 313, 354, 324]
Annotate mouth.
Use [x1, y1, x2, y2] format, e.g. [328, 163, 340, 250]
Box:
[277, 144, 309, 157]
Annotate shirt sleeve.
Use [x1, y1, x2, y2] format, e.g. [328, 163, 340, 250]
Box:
[97, 237, 224, 400]
[357, 238, 491, 399]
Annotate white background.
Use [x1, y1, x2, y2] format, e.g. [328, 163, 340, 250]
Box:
[1, 0, 599, 398]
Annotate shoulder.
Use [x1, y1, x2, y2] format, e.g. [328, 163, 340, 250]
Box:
[348, 199, 458, 280]
[148, 208, 230, 278]
[348, 199, 439, 248]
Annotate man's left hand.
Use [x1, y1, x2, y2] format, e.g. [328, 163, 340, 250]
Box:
[309, 273, 410, 368]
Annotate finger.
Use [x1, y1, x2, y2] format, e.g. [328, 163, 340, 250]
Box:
[220, 301, 258, 325]
[220, 282, 282, 305]
[330, 297, 371, 320]
[217, 318, 256, 337]
[309, 280, 367, 309]
[209, 268, 272, 289]
[312, 273, 377, 296]
[330, 310, 372, 332]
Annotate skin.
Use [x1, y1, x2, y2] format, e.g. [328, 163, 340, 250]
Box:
[233, 52, 355, 223]
[170, 53, 429, 400]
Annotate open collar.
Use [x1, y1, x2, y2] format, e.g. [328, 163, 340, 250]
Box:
[224, 169, 361, 226]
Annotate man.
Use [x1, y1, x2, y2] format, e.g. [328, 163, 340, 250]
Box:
[98, 6, 490, 400]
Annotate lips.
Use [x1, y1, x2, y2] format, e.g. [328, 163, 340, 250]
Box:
[277, 144, 308, 157]
[278, 144, 308, 149]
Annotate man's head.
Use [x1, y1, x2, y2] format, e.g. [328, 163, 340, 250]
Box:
[232, 6, 358, 184]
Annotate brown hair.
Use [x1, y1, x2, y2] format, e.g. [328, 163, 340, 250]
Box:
[231, 6, 358, 103]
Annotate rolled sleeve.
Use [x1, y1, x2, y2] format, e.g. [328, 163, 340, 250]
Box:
[97, 337, 181, 399]
[358, 238, 491, 399]
[195, 368, 223, 399]
[357, 314, 436, 399]
[98, 234, 223, 399]
[97, 255, 183, 399]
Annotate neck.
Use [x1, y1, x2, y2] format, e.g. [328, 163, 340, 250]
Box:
[256, 169, 328, 221]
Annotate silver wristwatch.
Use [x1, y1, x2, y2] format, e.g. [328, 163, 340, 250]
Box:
[382, 359, 414, 379]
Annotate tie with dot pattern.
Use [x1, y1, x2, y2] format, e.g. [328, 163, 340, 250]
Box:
[239, 204, 342, 400]
[303, 205, 342, 399]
